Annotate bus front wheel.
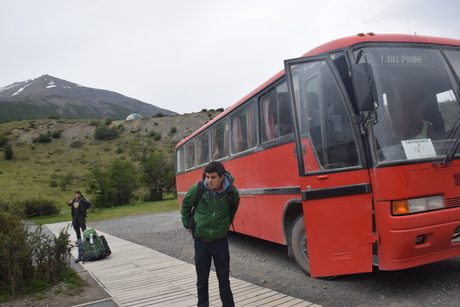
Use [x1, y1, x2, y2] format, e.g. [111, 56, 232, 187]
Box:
[291, 214, 311, 276]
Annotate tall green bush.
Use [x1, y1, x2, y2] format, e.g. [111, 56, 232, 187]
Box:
[4, 145, 13, 160]
[32, 132, 52, 143]
[94, 126, 120, 140]
[14, 199, 60, 218]
[0, 212, 71, 298]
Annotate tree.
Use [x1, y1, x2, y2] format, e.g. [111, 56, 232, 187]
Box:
[85, 159, 138, 208]
[140, 150, 175, 201]
[108, 159, 138, 206]
[58, 174, 73, 190]
[129, 137, 175, 201]
[85, 167, 112, 207]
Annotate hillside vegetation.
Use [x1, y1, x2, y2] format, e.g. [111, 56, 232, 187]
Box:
[0, 111, 220, 208]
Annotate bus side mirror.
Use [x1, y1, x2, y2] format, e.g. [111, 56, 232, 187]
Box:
[351, 63, 376, 111]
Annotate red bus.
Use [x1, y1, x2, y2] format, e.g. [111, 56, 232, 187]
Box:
[175, 33, 460, 277]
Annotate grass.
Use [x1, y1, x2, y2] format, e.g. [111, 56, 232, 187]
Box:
[0, 118, 181, 208]
[27, 196, 179, 225]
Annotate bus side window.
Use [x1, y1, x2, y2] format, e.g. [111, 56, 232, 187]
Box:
[176, 147, 185, 173]
[232, 116, 243, 153]
[211, 119, 229, 160]
[277, 82, 293, 137]
[260, 90, 278, 142]
[185, 140, 195, 169]
[231, 101, 257, 154]
[196, 131, 209, 166]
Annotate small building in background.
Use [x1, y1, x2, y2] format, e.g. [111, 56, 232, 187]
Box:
[126, 113, 142, 120]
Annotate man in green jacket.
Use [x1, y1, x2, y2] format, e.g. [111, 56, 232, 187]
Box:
[181, 161, 240, 307]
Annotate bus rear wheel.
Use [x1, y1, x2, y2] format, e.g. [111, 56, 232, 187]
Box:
[291, 214, 311, 276]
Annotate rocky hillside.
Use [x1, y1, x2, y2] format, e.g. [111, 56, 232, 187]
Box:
[5, 111, 219, 146]
[0, 111, 221, 203]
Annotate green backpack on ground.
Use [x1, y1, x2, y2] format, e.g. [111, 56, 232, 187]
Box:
[80, 228, 111, 262]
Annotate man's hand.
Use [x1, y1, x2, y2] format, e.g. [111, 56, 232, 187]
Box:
[187, 228, 193, 235]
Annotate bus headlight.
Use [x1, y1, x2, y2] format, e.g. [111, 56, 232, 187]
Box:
[392, 195, 444, 215]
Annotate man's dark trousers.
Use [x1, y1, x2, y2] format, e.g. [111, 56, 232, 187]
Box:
[72, 216, 86, 241]
[194, 237, 234, 307]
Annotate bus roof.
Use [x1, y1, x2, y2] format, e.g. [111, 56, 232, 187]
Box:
[176, 33, 460, 149]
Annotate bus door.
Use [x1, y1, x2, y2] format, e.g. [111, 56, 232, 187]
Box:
[285, 56, 374, 277]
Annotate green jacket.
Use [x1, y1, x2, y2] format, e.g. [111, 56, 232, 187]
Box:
[181, 175, 240, 241]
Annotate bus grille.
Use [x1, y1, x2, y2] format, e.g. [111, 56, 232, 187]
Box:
[446, 197, 460, 208]
[454, 174, 460, 187]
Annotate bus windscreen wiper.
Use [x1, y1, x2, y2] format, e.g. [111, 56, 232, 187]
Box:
[442, 118, 460, 165]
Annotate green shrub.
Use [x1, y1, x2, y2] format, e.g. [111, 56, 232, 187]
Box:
[51, 130, 61, 138]
[14, 199, 60, 217]
[153, 134, 162, 141]
[0, 135, 8, 147]
[94, 126, 120, 140]
[32, 132, 52, 143]
[116, 123, 125, 131]
[69, 140, 84, 148]
[0, 212, 71, 298]
[89, 120, 100, 126]
[4, 145, 13, 160]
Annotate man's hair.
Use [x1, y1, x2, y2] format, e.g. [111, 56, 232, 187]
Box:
[204, 161, 226, 177]
[75, 191, 81, 194]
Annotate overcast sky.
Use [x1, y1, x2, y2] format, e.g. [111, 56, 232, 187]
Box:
[2, 0, 460, 114]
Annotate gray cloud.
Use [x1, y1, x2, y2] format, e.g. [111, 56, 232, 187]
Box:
[1, 0, 459, 114]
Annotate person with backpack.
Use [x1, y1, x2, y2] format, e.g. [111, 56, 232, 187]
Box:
[181, 161, 240, 307]
[68, 190, 92, 244]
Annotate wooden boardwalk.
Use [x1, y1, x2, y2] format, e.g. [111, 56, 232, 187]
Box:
[46, 222, 321, 307]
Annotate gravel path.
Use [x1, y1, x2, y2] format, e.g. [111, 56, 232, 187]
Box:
[88, 211, 460, 307]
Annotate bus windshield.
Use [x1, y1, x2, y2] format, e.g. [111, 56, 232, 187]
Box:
[359, 47, 460, 163]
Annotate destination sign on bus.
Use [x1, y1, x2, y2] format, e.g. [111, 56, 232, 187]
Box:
[379, 55, 424, 64]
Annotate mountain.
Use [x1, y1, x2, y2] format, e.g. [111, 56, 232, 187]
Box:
[0, 75, 176, 122]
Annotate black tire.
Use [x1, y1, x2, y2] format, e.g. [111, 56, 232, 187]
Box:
[291, 214, 311, 276]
